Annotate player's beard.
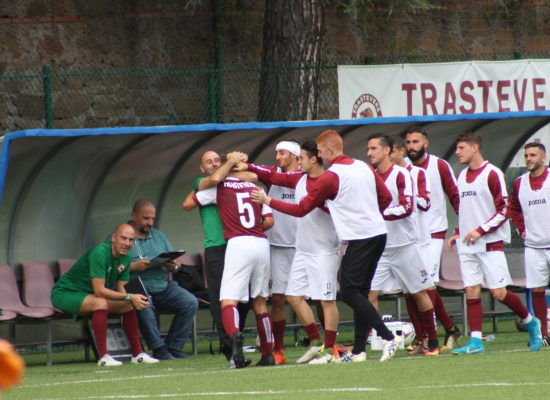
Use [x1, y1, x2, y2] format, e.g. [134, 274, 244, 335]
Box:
[407, 146, 426, 162]
[140, 225, 152, 235]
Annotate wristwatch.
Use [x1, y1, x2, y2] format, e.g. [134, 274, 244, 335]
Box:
[124, 293, 132, 302]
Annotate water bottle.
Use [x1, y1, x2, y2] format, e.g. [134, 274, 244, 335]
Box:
[484, 334, 495, 341]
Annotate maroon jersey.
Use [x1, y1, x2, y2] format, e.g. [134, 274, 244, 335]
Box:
[194, 177, 272, 240]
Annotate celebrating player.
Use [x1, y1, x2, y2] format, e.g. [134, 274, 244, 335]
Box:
[509, 141, 550, 345]
[367, 134, 440, 356]
[449, 131, 542, 355]
[190, 152, 275, 368]
[256, 139, 300, 365]
[251, 129, 403, 362]
[249, 140, 341, 364]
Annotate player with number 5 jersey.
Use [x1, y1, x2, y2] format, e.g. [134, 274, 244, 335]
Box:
[193, 152, 276, 368]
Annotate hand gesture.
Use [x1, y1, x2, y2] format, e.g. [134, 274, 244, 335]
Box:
[164, 259, 180, 272]
[130, 294, 149, 310]
[135, 259, 151, 271]
[462, 230, 481, 245]
[226, 151, 247, 165]
[251, 187, 270, 204]
[447, 234, 458, 249]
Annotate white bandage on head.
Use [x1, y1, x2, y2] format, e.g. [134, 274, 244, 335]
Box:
[275, 141, 301, 157]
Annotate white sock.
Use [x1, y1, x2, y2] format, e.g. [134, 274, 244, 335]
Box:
[523, 314, 533, 324]
[471, 331, 482, 339]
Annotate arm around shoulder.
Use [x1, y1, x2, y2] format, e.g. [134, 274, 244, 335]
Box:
[182, 190, 197, 211]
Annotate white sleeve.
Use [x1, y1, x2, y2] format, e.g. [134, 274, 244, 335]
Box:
[261, 203, 273, 216]
[195, 186, 217, 206]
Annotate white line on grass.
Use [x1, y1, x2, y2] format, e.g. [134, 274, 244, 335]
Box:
[416, 382, 550, 389]
[30, 387, 382, 399]
[24, 382, 550, 400]
[23, 369, 238, 388]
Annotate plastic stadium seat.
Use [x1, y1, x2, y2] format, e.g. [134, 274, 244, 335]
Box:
[21, 262, 56, 311]
[0, 264, 54, 318]
[0, 263, 56, 365]
[57, 259, 76, 277]
[438, 246, 468, 336]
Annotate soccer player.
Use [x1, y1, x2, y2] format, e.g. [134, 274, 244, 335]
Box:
[389, 136, 433, 352]
[256, 140, 301, 365]
[51, 224, 159, 366]
[190, 152, 276, 368]
[182, 150, 253, 367]
[248, 140, 341, 364]
[251, 129, 403, 363]
[449, 131, 542, 355]
[366, 134, 440, 356]
[404, 126, 462, 350]
[509, 141, 550, 345]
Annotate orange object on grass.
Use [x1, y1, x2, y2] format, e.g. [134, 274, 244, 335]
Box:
[0, 339, 25, 391]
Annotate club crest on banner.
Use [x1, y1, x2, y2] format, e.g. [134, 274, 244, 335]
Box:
[351, 93, 382, 118]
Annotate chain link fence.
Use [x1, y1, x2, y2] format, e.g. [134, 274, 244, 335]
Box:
[1, 51, 549, 134]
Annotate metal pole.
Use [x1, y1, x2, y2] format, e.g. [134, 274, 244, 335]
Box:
[42, 65, 53, 128]
[207, 63, 217, 123]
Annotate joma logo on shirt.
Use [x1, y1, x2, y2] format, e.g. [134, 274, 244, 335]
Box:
[282, 194, 295, 200]
[461, 190, 477, 198]
[528, 199, 547, 206]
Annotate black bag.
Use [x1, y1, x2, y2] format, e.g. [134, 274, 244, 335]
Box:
[173, 264, 210, 301]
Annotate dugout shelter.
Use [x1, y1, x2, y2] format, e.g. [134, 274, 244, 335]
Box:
[2, 110, 550, 267]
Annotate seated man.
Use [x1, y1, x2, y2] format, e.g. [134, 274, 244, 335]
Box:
[128, 199, 198, 360]
[51, 223, 158, 366]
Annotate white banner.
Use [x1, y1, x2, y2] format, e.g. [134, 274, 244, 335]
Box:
[338, 60, 550, 119]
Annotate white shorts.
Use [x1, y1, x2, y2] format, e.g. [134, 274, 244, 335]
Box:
[423, 238, 444, 285]
[269, 245, 295, 294]
[371, 244, 432, 294]
[524, 247, 550, 289]
[220, 236, 270, 302]
[285, 250, 340, 301]
[459, 251, 512, 289]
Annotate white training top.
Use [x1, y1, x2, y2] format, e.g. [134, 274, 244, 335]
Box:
[408, 164, 431, 245]
[326, 159, 387, 241]
[424, 154, 456, 234]
[518, 171, 550, 248]
[266, 166, 297, 247]
[457, 162, 511, 244]
[383, 165, 416, 248]
[294, 175, 339, 255]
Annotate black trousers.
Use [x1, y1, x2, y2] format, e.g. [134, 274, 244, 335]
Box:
[339, 234, 394, 352]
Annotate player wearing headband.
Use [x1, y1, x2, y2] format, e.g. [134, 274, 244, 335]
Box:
[248, 139, 301, 364]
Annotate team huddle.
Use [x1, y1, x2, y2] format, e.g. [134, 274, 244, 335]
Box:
[185, 126, 546, 368]
[51, 126, 547, 369]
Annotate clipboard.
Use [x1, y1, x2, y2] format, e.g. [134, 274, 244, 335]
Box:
[149, 250, 186, 268]
[124, 276, 149, 297]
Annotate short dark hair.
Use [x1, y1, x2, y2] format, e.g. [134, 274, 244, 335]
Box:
[455, 131, 482, 149]
[367, 133, 393, 151]
[404, 125, 428, 139]
[132, 198, 154, 213]
[392, 135, 405, 150]
[524, 141, 546, 153]
[301, 139, 323, 165]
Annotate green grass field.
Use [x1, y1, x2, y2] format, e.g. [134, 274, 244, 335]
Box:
[5, 320, 548, 400]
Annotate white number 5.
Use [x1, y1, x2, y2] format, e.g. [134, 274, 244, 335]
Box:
[236, 192, 255, 228]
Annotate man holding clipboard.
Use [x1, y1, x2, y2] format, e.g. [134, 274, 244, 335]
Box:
[128, 199, 198, 360]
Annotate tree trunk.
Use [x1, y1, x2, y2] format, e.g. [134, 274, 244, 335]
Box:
[258, 0, 326, 122]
